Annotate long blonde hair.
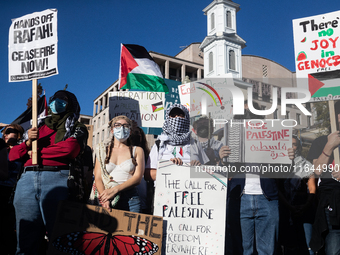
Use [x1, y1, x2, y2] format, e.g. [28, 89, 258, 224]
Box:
[104, 115, 136, 166]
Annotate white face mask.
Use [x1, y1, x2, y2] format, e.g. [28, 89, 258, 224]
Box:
[113, 126, 130, 142]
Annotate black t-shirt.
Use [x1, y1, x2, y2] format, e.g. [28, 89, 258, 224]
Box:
[307, 135, 340, 188]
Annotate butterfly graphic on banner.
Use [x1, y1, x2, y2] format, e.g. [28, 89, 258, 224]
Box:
[53, 231, 159, 255]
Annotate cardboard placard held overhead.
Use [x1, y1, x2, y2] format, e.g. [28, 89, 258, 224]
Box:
[49, 201, 163, 255]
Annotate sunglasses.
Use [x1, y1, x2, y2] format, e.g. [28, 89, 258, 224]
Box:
[5, 128, 18, 135]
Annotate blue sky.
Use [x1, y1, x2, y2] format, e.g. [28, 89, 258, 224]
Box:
[0, 0, 339, 125]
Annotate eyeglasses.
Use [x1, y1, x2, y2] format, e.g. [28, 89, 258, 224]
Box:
[113, 123, 130, 128]
[5, 128, 18, 135]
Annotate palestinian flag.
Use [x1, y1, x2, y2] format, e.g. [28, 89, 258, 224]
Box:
[119, 44, 169, 93]
[11, 95, 48, 131]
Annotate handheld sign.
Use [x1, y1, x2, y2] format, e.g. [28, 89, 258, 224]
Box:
[293, 10, 340, 102]
[9, 9, 58, 164]
[153, 162, 227, 254]
[293, 11, 340, 165]
[8, 9, 58, 82]
[109, 91, 165, 128]
[49, 201, 163, 255]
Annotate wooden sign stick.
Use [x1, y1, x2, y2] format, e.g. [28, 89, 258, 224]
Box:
[32, 79, 38, 165]
[328, 100, 340, 166]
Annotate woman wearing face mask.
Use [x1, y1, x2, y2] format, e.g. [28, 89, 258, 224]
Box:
[89, 115, 144, 212]
[0, 124, 24, 255]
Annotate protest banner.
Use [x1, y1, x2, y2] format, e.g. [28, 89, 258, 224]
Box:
[49, 201, 163, 255]
[153, 162, 227, 255]
[9, 9, 58, 82]
[109, 91, 165, 128]
[293, 10, 340, 163]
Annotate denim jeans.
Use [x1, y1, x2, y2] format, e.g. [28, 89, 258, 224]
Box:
[13, 170, 69, 255]
[325, 208, 340, 255]
[303, 223, 314, 255]
[239, 194, 279, 255]
[115, 187, 140, 213]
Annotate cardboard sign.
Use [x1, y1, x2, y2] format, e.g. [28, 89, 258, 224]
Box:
[8, 9, 58, 82]
[178, 78, 233, 119]
[49, 201, 163, 255]
[224, 120, 292, 164]
[153, 162, 227, 255]
[293, 10, 340, 101]
[109, 91, 165, 128]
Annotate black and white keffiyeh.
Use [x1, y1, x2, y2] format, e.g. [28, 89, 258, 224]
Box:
[160, 104, 191, 146]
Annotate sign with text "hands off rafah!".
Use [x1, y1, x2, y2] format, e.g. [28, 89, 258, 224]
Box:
[109, 91, 165, 128]
[9, 9, 58, 82]
[153, 162, 227, 255]
[293, 10, 340, 101]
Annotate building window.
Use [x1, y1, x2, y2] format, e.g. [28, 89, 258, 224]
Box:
[229, 50, 236, 70]
[98, 117, 100, 128]
[101, 129, 104, 142]
[307, 116, 311, 127]
[226, 11, 232, 28]
[274, 109, 278, 119]
[209, 52, 213, 72]
[96, 133, 99, 144]
[262, 83, 271, 102]
[211, 13, 215, 30]
[262, 65, 268, 78]
[250, 79, 259, 100]
[93, 120, 96, 131]
[296, 113, 301, 125]
[277, 87, 281, 105]
[286, 111, 290, 119]
[102, 113, 106, 125]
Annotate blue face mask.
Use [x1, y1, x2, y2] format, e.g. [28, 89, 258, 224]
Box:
[113, 126, 130, 142]
[49, 98, 67, 114]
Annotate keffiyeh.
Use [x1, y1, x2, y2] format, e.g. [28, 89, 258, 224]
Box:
[160, 104, 191, 146]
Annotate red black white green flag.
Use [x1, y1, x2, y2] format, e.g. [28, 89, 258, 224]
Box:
[118, 44, 169, 93]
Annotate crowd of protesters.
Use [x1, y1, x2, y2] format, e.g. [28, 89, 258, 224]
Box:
[2, 95, 340, 255]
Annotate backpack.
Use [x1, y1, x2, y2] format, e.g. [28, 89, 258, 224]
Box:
[67, 145, 94, 203]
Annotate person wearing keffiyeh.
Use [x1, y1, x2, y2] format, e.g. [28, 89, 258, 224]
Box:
[9, 90, 88, 254]
[145, 103, 193, 181]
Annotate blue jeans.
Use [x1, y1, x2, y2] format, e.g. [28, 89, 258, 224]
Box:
[13, 170, 69, 255]
[240, 194, 278, 255]
[303, 223, 314, 255]
[115, 187, 140, 213]
[325, 208, 340, 255]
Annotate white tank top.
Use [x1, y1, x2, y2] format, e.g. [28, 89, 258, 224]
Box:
[106, 146, 136, 184]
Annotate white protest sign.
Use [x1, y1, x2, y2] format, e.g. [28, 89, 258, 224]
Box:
[293, 10, 340, 101]
[8, 9, 58, 82]
[109, 91, 165, 128]
[153, 162, 227, 255]
[178, 78, 233, 119]
[244, 120, 292, 164]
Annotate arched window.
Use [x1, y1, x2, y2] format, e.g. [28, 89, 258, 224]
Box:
[209, 52, 213, 72]
[229, 50, 235, 70]
[226, 11, 232, 28]
[210, 13, 215, 30]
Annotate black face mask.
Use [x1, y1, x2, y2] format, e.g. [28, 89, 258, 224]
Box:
[6, 138, 18, 146]
[197, 126, 209, 138]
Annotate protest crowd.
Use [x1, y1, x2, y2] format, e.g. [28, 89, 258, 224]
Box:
[1, 90, 340, 255]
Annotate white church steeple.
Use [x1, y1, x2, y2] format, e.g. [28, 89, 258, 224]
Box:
[200, 0, 246, 79]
